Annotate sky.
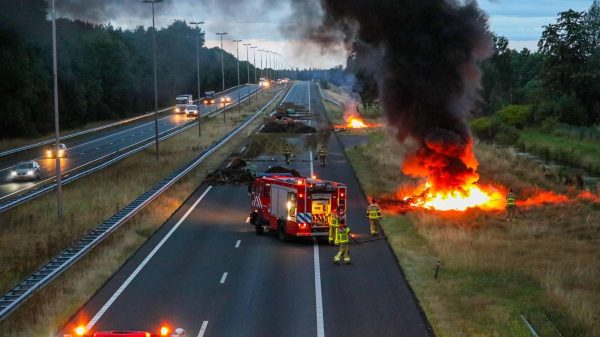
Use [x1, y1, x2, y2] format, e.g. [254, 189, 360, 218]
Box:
[56, 0, 595, 69]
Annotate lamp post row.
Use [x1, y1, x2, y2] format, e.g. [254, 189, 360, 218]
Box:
[49, 0, 287, 217]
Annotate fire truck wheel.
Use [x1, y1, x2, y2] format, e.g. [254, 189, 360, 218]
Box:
[277, 220, 292, 242]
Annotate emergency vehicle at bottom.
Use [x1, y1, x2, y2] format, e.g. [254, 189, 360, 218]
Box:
[248, 174, 346, 240]
[66, 325, 184, 337]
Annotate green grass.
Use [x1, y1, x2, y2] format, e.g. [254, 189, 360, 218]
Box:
[0, 89, 282, 337]
[332, 93, 600, 336]
[519, 131, 600, 174]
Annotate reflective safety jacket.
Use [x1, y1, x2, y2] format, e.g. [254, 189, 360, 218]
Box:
[317, 147, 327, 158]
[283, 145, 293, 155]
[337, 227, 350, 244]
[367, 203, 382, 219]
[506, 192, 517, 206]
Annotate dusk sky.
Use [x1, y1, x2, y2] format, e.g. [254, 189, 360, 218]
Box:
[57, 0, 595, 69]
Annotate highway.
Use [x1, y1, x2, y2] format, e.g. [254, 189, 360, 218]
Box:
[66, 82, 431, 337]
[0, 85, 258, 202]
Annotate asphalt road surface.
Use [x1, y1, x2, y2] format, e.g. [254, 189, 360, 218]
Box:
[66, 82, 431, 337]
[0, 85, 258, 201]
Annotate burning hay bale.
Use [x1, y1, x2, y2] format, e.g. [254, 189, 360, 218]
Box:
[205, 157, 257, 184]
[261, 121, 316, 133]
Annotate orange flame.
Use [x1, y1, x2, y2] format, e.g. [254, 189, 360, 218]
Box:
[405, 181, 504, 211]
[347, 116, 369, 128]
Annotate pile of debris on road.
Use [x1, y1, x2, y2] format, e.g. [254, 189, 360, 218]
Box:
[261, 121, 316, 133]
[205, 157, 257, 184]
[264, 166, 301, 177]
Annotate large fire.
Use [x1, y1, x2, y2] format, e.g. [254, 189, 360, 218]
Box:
[406, 182, 504, 211]
[347, 116, 368, 128]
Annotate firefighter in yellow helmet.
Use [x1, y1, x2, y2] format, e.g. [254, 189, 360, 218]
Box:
[333, 226, 351, 264]
[328, 211, 340, 245]
[316, 145, 328, 167]
[282, 143, 294, 165]
[506, 188, 518, 221]
[366, 198, 382, 236]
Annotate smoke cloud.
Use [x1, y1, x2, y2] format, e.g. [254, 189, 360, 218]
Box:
[286, 0, 493, 191]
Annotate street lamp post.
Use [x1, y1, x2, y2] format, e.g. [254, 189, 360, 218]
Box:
[243, 43, 251, 105]
[216, 32, 228, 123]
[251, 46, 257, 84]
[51, 0, 63, 218]
[142, 0, 163, 161]
[190, 21, 204, 137]
[233, 39, 242, 114]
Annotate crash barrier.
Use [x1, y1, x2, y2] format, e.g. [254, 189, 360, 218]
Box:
[0, 84, 256, 158]
[0, 87, 261, 214]
[0, 85, 285, 321]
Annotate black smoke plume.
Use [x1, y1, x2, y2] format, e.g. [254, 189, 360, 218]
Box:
[286, 0, 493, 191]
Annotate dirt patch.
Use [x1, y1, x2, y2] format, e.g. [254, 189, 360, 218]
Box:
[261, 121, 316, 133]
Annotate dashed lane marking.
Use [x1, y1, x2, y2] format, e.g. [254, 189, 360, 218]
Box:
[196, 321, 209, 337]
[235, 240, 241, 248]
[220, 272, 228, 284]
[85, 186, 213, 331]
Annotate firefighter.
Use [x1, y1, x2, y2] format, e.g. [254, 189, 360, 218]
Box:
[328, 211, 340, 245]
[333, 226, 351, 265]
[282, 143, 294, 165]
[506, 188, 518, 221]
[315, 145, 328, 167]
[366, 198, 382, 236]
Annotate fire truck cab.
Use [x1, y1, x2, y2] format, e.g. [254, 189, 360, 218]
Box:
[249, 174, 347, 240]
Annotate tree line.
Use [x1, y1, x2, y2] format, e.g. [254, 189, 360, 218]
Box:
[0, 0, 261, 138]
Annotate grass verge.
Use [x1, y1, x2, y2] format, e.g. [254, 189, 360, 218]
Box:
[0, 89, 282, 337]
[330, 101, 600, 336]
[519, 131, 600, 174]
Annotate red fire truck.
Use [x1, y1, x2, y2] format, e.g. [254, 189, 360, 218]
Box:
[248, 173, 347, 240]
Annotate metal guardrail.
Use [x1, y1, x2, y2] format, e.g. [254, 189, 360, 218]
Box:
[0, 84, 255, 158]
[316, 83, 343, 107]
[0, 85, 285, 321]
[0, 86, 261, 214]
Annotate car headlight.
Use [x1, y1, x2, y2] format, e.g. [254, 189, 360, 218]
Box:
[46, 150, 52, 157]
[58, 150, 64, 156]
[10, 171, 16, 177]
[26, 170, 34, 176]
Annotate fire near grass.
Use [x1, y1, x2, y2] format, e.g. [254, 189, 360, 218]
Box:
[325, 98, 600, 337]
[0, 89, 282, 337]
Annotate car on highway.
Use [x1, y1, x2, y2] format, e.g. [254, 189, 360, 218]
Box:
[10, 161, 41, 181]
[185, 104, 199, 118]
[46, 143, 68, 158]
[220, 95, 231, 104]
[203, 91, 216, 104]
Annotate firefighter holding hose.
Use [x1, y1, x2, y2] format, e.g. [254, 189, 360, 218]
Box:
[334, 226, 351, 265]
[366, 198, 382, 236]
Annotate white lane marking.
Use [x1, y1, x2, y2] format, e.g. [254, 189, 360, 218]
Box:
[95, 147, 100, 150]
[197, 321, 209, 337]
[308, 81, 312, 127]
[220, 272, 228, 284]
[80, 153, 85, 156]
[235, 240, 241, 248]
[86, 186, 213, 331]
[109, 143, 113, 145]
[121, 138, 125, 140]
[314, 242, 325, 337]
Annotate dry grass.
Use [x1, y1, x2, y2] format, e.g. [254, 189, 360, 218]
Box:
[344, 122, 600, 336]
[0, 90, 281, 337]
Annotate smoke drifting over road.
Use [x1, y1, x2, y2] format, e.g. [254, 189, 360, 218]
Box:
[286, 0, 493, 191]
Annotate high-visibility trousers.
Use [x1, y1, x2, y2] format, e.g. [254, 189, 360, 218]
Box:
[369, 218, 380, 235]
[334, 243, 350, 264]
[329, 225, 339, 245]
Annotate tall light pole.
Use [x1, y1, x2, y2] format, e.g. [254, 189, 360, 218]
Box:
[233, 39, 242, 113]
[142, 0, 163, 161]
[258, 49, 264, 80]
[51, 0, 63, 218]
[190, 21, 204, 137]
[251, 46, 257, 84]
[243, 43, 251, 106]
[216, 32, 228, 123]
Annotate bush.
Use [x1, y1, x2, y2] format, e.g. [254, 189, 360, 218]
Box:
[497, 104, 532, 128]
[470, 116, 497, 140]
